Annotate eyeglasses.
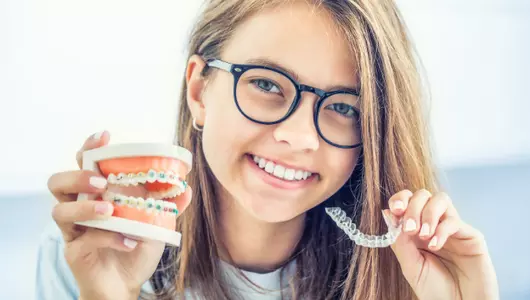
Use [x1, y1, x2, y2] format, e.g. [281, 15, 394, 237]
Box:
[205, 58, 362, 149]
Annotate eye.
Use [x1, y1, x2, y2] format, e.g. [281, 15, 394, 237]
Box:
[250, 79, 281, 94]
[326, 103, 357, 118]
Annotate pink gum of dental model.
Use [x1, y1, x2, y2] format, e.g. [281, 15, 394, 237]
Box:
[75, 143, 193, 247]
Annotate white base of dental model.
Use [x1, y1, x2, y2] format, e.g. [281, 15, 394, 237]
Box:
[76, 217, 183, 247]
[76, 143, 192, 247]
[325, 207, 403, 248]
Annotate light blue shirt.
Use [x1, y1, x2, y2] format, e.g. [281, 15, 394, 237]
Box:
[35, 222, 296, 299]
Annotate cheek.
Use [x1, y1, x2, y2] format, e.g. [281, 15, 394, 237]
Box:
[325, 148, 360, 187]
[201, 108, 237, 174]
[202, 83, 240, 154]
[201, 79, 270, 154]
[200, 85, 260, 177]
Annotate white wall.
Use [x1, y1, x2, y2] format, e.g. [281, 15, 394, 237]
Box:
[1, 0, 529, 194]
[0, 0, 205, 194]
[398, 0, 530, 168]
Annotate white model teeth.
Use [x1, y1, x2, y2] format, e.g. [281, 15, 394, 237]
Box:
[103, 191, 178, 214]
[252, 155, 312, 181]
[147, 183, 184, 199]
[107, 169, 185, 187]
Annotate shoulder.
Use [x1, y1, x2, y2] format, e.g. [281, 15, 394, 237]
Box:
[35, 221, 80, 300]
[34, 221, 153, 300]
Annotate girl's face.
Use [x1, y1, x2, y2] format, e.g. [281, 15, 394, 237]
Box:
[188, 2, 361, 223]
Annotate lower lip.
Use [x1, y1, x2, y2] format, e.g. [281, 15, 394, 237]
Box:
[245, 154, 316, 190]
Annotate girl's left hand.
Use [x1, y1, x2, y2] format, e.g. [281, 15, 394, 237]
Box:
[385, 189, 499, 300]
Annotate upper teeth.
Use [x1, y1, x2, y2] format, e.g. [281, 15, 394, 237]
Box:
[107, 169, 184, 187]
[148, 183, 185, 199]
[252, 155, 312, 181]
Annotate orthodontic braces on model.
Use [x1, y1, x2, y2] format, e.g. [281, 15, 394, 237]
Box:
[104, 169, 187, 210]
[75, 143, 192, 247]
[325, 207, 403, 248]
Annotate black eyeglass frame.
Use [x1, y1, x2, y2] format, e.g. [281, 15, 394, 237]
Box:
[205, 58, 363, 149]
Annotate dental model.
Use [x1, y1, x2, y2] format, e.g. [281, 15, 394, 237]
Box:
[325, 207, 403, 248]
[76, 143, 192, 247]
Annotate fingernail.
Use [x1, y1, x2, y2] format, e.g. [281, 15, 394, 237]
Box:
[393, 200, 405, 211]
[429, 236, 438, 248]
[92, 131, 104, 140]
[419, 223, 430, 236]
[381, 210, 392, 227]
[382, 210, 398, 228]
[95, 202, 111, 214]
[124, 237, 138, 249]
[89, 176, 107, 189]
[404, 219, 416, 232]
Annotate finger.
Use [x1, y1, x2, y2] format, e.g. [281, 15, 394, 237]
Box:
[427, 216, 460, 251]
[52, 200, 114, 225]
[386, 208, 424, 286]
[66, 228, 138, 266]
[76, 130, 110, 169]
[48, 170, 108, 203]
[52, 200, 114, 241]
[401, 189, 432, 236]
[418, 192, 450, 240]
[388, 189, 414, 216]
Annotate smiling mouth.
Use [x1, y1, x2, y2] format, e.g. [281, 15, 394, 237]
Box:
[249, 154, 316, 182]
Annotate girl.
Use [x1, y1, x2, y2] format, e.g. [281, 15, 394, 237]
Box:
[40, 0, 498, 299]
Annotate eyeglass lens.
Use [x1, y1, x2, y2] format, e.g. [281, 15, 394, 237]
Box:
[235, 68, 361, 147]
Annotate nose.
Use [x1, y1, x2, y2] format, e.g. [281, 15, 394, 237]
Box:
[272, 93, 319, 152]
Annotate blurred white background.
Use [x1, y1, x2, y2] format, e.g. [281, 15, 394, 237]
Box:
[1, 0, 529, 299]
[1, 0, 530, 195]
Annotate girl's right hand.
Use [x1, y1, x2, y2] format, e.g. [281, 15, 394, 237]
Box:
[47, 131, 182, 300]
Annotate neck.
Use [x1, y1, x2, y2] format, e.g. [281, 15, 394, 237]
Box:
[217, 189, 305, 273]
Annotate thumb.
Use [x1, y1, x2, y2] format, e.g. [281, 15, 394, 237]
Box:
[383, 209, 425, 286]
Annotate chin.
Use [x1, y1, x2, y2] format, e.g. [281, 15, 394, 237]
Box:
[232, 186, 313, 223]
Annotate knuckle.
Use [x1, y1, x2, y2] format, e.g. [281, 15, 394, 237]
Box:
[72, 172, 86, 188]
[47, 173, 58, 192]
[79, 169, 98, 180]
[47, 170, 92, 196]
[77, 201, 99, 222]
[389, 189, 413, 205]
[421, 216, 432, 225]
[417, 188, 432, 198]
[401, 189, 413, 198]
[76, 150, 82, 163]
[51, 203, 63, 223]
[421, 206, 435, 221]
[404, 207, 420, 220]
[73, 170, 96, 191]
[79, 201, 96, 218]
[73, 173, 89, 188]
[406, 196, 421, 210]
[438, 191, 452, 203]
[47, 179, 54, 193]
[476, 230, 485, 242]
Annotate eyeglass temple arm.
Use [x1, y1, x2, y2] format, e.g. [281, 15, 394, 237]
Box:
[206, 59, 232, 72]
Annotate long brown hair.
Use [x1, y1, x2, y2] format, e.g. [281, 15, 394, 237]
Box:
[146, 0, 438, 299]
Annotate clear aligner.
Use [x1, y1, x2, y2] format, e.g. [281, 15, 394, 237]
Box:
[325, 207, 402, 248]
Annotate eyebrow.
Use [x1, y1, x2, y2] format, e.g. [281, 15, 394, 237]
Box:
[243, 57, 360, 94]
